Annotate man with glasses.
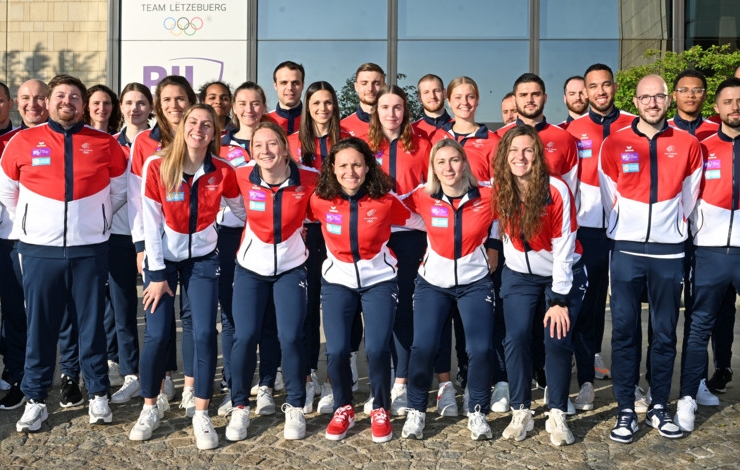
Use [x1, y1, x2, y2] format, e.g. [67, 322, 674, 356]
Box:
[599, 74, 703, 443]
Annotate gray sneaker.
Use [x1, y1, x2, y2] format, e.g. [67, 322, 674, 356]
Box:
[467, 405, 492, 440]
[218, 391, 234, 416]
[255, 386, 275, 415]
[401, 409, 425, 439]
[490, 382, 510, 413]
[573, 382, 594, 411]
[111, 375, 141, 404]
[16, 400, 48, 432]
[88, 395, 113, 424]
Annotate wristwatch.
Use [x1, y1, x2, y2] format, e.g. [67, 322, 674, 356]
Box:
[548, 298, 569, 308]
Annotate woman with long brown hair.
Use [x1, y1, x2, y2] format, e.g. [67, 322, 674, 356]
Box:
[491, 125, 586, 447]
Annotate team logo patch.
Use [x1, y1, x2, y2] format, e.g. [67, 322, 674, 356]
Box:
[327, 223, 342, 234]
[249, 200, 266, 211]
[578, 139, 593, 158]
[166, 191, 185, 202]
[249, 190, 266, 201]
[32, 157, 50, 166]
[326, 213, 342, 224]
[623, 163, 639, 173]
[665, 145, 678, 158]
[431, 206, 449, 217]
[431, 217, 448, 228]
[705, 159, 721, 170]
[621, 152, 639, 163]
[79, 142, 92, 155]
[705, 170, 721, 179]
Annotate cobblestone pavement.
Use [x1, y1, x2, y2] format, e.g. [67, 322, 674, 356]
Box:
[1, 296, 739, 469]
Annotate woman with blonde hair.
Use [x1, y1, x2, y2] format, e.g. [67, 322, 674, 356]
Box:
[400, 138, 497, 441]
[491, 125, 586, 446]
[129, 104, 244, 450]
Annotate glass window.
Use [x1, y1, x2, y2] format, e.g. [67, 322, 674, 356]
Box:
[686, 0, 740, 50]
[538, 40, 620, 122]
[540, 0, 619, 39]
[399, 0, 528, 39]
[257, 40, 386, 110]
[258, 0, 386, 40]
[397, 40, 529, 124]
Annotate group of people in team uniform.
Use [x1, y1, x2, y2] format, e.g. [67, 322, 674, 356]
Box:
[0, 58, 738, 450]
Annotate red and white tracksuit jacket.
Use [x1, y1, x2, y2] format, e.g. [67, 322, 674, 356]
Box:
[341, 107, 372, 138]
[235, 160, 319, 276]
[405, 185, 496, 288]
[691, 129, 740, 247]
[128, 124, 164, 252]
[218, 129, 252, 228]
[411, 111, 452, 142]
[309, 190, 425, 289]
[266, 102, 302, 135]
[0, 124, 22, 239]
[288, 129, 352, 172]
[141, 152, 245, 281]
[431, 123, 500, 185]
[0, 120, 127, 256]
[373, 133, 430, 197]
[493, 177, 582, 296]
[496, 119, 579, 196]
[668, 115, 719, 142]
[598, 120, 703, 245]
[566, 108, 635, 228]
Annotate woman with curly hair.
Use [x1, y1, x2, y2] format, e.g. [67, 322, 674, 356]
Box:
[310, 137, 424, 443]
[491, 125, 586, 447]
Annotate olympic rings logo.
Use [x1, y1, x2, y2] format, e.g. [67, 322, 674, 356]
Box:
[163, 17, 204, 37]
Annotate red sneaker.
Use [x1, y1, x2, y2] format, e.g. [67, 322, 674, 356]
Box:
[370, 407, 393, 442]
[325, 404, 355, 440]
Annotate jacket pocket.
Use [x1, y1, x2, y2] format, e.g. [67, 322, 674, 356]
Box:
[102, 204, 108, 235]
[21, 203, 28, 236]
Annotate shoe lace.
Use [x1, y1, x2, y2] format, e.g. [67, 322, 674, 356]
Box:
[469, 407, 486, 428]
[511, 408, 531, 427]
[332, 405, 351, 424]
[23, 402, 43, 420]
[138, 406, 158, 425]
[616, 411, 634, 427]
[92, 395, 108, 412]
[372, 408, 389, 424]
[281, 403, 303, 422]
[257, 387, 272, 400]
[194, 413, 214, 434]
[546, 410, 567, 431]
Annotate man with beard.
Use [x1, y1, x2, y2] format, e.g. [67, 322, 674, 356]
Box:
[342, 63, 385, 138]
[496, 73, 579, 199]
[411, 74, 451, 141]
[0, 75, 127, 433]
[561, 76, 588, 128]
[500, 92, 518, 126]
[675, 77, 740, 433]
[267, 61, 305, 135]
[599, 74, 702, 443]
[565, 64, 635, 413]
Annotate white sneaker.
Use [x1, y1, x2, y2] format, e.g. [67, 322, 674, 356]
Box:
[350, 352, 359, 391]
[180, 386, 195, 418]
[401, 409, 425, 439]
[674, 396, 697, 432]
[225, 406, 250, 441]
[634, 385, 649, 413]
[696, 379, 720, 407]
[490, 382, 510, 413]
[646, 387, 653, 406]
[304, 370, 320, 414]
[390, 383, 408, 416]
[317, 383, 334, 414]
[594, 353, 611, 379]
[16, 400, 48, 432]
[274, 368, 285, 392]
[88, 395, 113, 424]
[218, 391, 234, 416]
[543, 386, 576, 415]
[164, 375, 175, 401]
[545, 408, 575, 446]
[502, 407, 534, 441]
[363, 395, 374, 414]
[573, 382, 595, 411]
[192, 412, 219, 450]
[462, 387, 470, 417]
[255, 386, 275, 415]
[250, 383, 259, 396]
[467, 405, 492, 440]
[129, 405, 159, 440]
[437, 381, 458, 417]
[111, 375, 141, 404]
[108, 360, 124, 387]
[282, 403, 306, 440]
[156, 392, 170, 419]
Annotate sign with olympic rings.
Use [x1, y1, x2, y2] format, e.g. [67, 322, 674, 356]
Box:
[163, 17, 204, 37]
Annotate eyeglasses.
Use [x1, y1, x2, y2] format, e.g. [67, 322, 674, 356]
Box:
[675, 87, 705, 96]
[636, 94, 668, 105]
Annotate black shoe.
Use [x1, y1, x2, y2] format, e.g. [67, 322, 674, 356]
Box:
[0, 382, 26, 410]
[707, 368, 733, 394]
[532, 368, 547, 390]
[60, 375, 84, 408]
